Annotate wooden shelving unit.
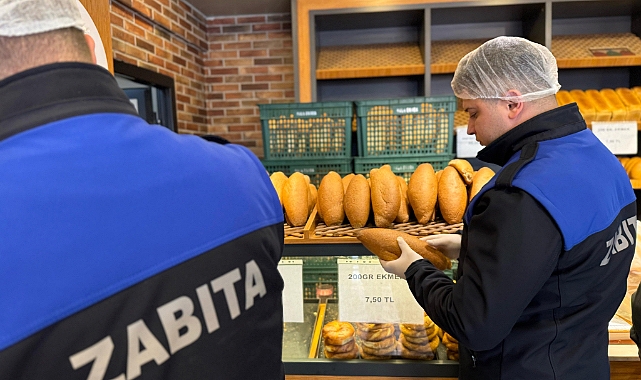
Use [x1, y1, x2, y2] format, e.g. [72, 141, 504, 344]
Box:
[552, 33, 641, 68]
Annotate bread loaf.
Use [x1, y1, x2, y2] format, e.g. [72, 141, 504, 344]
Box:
[601, 88, 627, 121]
[569, 89, 596, 126]
[318, 171, 345, 226]
[395, 176, 410, 223]
[585, 89, 612, 121]
[344, 174, 371, 228]
[408, 163, 438, 225]
[448, 159, 473, 185]
[469, 167, 495, 201]
[370, 166, 400, 228]
[355, 228, 451, 270]
[308, 183, 318, 215]
[616, 88, 641, 124]
[269, 171, 288, 206]
[342, 173, 355, 195]
[438, 166, 467, 224]
[555, 90, 574, 107]
[281, 172, 309, 226]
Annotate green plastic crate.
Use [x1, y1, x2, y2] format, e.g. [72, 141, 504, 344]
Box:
[353, 155, 454, 181]
[261, 158, 353, 187]
[259, 102, 353, 160]
[356, 96, 456, 157]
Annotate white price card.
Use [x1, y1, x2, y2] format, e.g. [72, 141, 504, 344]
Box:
[337, 258, 424, 324]
[277, 259, 304, 323]
[592, 121, 638, 155]
[456, 126, 484, 158]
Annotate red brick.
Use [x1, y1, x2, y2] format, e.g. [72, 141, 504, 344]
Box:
[253, 40, 283, 49]
[224, 59, 253, 67]
[224, 75, 253, 83]
[237, 16, 266, 24]
[238, 33, 267, 41]
[225, 92, 255, 99]
[239, 50, 268, 58]
[239, 66, 269, 74]
[256, 91, 284, 99]
[210, 101, 240, 108]
[229, 125, 257, 132]
[212, 84, 240, 92]
[226, 108, 255, 116]
[253, 23, 281, 32]
[269, 48, 292, 57]
[241, 83, 269, 91]
[255, 74, 282, 82]
[209, 17, 236, 25]
[223, 42, 251, 50]
[255, 58, 282, 65]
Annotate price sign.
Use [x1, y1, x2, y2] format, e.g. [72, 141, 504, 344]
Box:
[277, 259, 304, 323]
[337, 259, 424, 324]
[456, 126, 484, 158]
[592, 121, 638, 155]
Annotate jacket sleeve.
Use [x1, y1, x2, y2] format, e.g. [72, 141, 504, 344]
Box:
[405, 187, 563, 351]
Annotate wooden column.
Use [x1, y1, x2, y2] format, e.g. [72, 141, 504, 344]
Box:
[79, 0, 113, 73]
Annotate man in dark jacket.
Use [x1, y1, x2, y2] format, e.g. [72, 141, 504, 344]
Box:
[381, 36, 636, 379]
[0, 1, 285, 379]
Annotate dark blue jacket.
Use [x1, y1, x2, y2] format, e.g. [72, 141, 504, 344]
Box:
[0, 63, 285, 380]
[406, 104, 636, 379]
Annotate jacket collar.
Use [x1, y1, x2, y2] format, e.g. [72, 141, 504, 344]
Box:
[0, 62, 138, 141]
[477, 103, 587, 166]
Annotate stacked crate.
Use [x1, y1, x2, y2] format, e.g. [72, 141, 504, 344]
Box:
[259, 102, 354, 186]
[354, 96, 457, 180]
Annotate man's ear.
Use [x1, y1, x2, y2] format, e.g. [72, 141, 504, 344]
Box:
[84, 33, 97, 64]
[505, 90, 523, 119]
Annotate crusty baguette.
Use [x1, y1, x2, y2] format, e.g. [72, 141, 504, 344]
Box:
[269, 171, 288, 206]
[469, 167, 495, 201]
[448, 159, 474, 185]
[370, 166, 400, 228]
[395, 176, 410, 223]
[342, 173, 355, 195]
[408, 163, 438, 225]
[308, 183, 318, 215]
[344, 174, 371, 228]
[318, 171, 345, 226]
[356, 228, 451, 270]
[281, 172, 309, 227]
[438, 166, 467, 224]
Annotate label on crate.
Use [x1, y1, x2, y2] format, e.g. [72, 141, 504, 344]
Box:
[337, 259, 424, 323]
[278, 259, 304, 323]
[456, 126, 484, 158]
[592, 121, 638, 155]
[292, 167, 316, 174]
[393, 106, 420, 115]
[295, 110, 318, 117]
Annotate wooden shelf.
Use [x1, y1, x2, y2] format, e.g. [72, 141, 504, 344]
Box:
[553, 33, 641, 68]
[316, 42, 425, 80]
[430, 39, 487, 74]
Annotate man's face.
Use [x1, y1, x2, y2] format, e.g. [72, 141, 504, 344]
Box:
[462, 98, 512, 147]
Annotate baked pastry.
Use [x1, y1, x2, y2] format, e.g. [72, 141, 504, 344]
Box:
[448, 159, 474, 185]
[370, 166, 401, 228]
[395, 176, 411, 223]
[585, 89, 612, 121]
[615, 88, 641, 123]
[438, 166, 467, 224]
[355, 228, 451, 270]
[322, 321, 355, 346]
[408, 163, 438, 225]
[600, 88, 627, 121]
[469, 167, 495, 201]
[269, 171, 288, 206]
[344, 174, 371, 228]
[281, 172, 309, 227]
[342, 173, 355, 194]
[307, 183, 317, 215]
[317, 171, 345, 226]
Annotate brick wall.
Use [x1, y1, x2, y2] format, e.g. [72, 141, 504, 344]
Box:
[205, 14, 295, 157]
[110, 1, 295, 158]
[110, 0, 209, 134]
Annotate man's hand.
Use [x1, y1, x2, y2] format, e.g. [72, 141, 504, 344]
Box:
[379, 237, 423, 279]
[420, 234, 461, 260]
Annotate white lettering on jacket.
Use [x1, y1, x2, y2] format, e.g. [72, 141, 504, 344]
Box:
[601, 216, 637, 266]
[68, 259, 267, 380]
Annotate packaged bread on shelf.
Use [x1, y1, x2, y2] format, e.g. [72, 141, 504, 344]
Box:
[408, 163, 438, 225]
[318, 171, 345, 226]
[569, 89, 596, 126]
[555, 90, 574, 107]
[370, 166, 400, 228]
[600, 88, 628, 121]
[585, 89, 612, 122]
[344, 174, 371, 229]
[322, 321, 358, 359]
[281, 172, 309, 227]
[615, 88, 641, 124]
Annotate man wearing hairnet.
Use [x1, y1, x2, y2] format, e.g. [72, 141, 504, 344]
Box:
[381, 36, 636, 379]
[0, 1, 285, 379]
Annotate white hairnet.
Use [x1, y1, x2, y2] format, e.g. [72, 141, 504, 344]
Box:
[451, 36, 561, 102]
[0, 0, 85, 37]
